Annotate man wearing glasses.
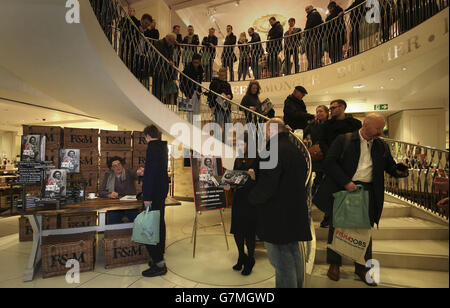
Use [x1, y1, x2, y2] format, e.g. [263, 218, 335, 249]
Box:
[317, 99, 362, 228]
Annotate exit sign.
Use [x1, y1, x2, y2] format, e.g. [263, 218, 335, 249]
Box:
[374, 104, 388, 111]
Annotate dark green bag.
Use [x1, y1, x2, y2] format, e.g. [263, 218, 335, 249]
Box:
[332, 185, 371, 229]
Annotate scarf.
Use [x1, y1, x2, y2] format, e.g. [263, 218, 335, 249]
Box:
[106, 169, 127, 194]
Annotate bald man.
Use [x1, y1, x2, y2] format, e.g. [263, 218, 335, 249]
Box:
[249, 118, 312, 288]
[313, 113, 409, 286]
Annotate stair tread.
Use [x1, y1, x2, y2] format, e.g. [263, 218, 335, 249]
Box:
[316, 240, 449, 257]
[314, 217, 449, 230]
[310, 264, 449, 288]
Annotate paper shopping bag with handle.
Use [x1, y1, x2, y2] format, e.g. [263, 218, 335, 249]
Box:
[333, 185, 371, 229]
[132, 207, 160, 245]
[328, 228, 372, 265]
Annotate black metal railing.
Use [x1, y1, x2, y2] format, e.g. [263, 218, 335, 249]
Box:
[383, 138, 449, 220]
[96, 0, 448, 82]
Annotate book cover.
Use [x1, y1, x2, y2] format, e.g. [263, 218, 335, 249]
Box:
[44, 169, 67, 199]
[219, 170, 250, 187]
[21, 135, 46, 162]
[59, 149, 80, 173]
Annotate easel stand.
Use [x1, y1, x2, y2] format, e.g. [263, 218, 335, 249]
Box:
[191, 208, 229, 258]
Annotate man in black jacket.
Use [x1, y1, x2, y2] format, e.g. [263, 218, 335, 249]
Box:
[222, 25, 237, 81]
[345, 0, 365, 57]
[208, 68, 233, 139]
[249, 118, 312, 288]
[325, 1, 346, 64]
[267, 17, 284, 77]
[180, 53, 204, 123]
[201, 28, 218, 82]
[283, 86, 315, 132]
[182, 25, 200, 67]
[304, 5, 324, 70]
[319, 99, 362, 156]
[152, 34, 175, 101]
[141, 125, 170, 278]
[313, 114, 409, 286]
[172, 25, 183, 67]
[248, 27, 263, 80]
[284, 18, 302, 75]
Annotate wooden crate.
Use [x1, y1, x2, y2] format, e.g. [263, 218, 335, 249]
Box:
[103, 229, 149, 269]
[1, 194, 20, 209]
[132, 131, 147, 151]
[100, 130, 132, 151]
[75, 172, 99, 193]
[22, 125, 62, 148]
[63, 128, 98, 149]
[60, 212, 98, 229]
[79, 149, 99, 171]
[19, 214, 58, 242]
[132, 150, 146, 170]
[45, 147, 60, 168]
[100, 151, 132, 170]
[41, 232, 96, 278]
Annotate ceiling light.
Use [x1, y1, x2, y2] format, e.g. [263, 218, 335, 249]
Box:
[380, 86, 385, 89]
[325, 9, 329, 15]
[235, 1, 240, 6]
[210, 15, 216, 22]
[389, 77, 395, 81]
[401, 67, 407, 71]
[353, 84, 365, 89]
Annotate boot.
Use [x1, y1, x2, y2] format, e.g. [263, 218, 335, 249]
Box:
[241, 257, 255, 276]
[233, 255, 247, 271]
[327, 264, 340, 281]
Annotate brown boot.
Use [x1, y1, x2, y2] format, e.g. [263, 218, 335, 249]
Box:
[355, 269, 378, 287]
[327, 264, 340, 281]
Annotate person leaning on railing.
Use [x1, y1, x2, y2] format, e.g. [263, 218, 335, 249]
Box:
[118, 7, 140, 67]
[304, 5, 324, 70]
[344, 0, 365, 57]
[222, 25, 238, 82]
[266, 17, 284, 78]
[208, 68, 233, 132]
[283, 86, 315, 135]
[172, 25, 183, 68]
[325, 1, 346, 64]
[284, 18, 302, 75]
[240, 81, 262, 124]
[182, 25, 200, 68]
[238, 32, 250, 82]
[248, 27, 263, 80]
[201, 28, 218, 82]
[152, 34, 176, 102]
[180, 53, 204, 122]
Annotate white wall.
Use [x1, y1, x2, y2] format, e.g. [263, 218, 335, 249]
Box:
[0, 130, 20, 162]
[388, 109, 447, 149]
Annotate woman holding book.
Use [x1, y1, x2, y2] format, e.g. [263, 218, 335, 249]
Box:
[224, 132, 258, 275]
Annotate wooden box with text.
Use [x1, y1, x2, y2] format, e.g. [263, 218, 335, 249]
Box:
[76, 171, 99, 193]
[100, 130, 132, 151]
[103, 229, 149, 269]
[45, 147, 60, 168]
[22, 125, 63, 148]
[60, 212, 98, 229]
[63, 128, 98, 149]
[132, 150, 146, 170]
[132, 131, 148, 151]
[100, 151, 132, 170]
[41, 232, 96, 278]
[79, 149, 99, 171]
[19, 214, 58, 242]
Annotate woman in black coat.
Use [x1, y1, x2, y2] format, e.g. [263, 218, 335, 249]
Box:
[224, 132, 258, 276]
[240, 81, 262, 124]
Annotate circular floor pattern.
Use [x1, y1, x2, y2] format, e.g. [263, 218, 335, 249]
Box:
[165, 235, 274, 286]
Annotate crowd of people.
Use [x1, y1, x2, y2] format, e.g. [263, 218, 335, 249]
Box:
[117, 0, 444, 83]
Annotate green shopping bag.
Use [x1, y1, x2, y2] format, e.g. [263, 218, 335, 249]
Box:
[332, 185, 371, 229]
[132, 207, 160, 245]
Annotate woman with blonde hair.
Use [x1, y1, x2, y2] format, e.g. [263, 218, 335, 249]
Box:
[237, 32, 250, 81]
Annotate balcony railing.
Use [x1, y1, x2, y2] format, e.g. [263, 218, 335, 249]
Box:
[97, 0, 448, 82]
[383, 138, 449, 220]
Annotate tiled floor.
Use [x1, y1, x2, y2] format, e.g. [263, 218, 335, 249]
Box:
[0, 202, 448, 288]
[0, 202, 277, 288]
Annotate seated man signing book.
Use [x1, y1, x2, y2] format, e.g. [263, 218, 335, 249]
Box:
[99, 156, 144, 199]
[98, 156, 144, 224]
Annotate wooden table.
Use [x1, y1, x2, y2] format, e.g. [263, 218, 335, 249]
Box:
[23, 197, 181, 282]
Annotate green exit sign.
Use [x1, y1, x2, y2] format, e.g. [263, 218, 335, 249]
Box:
[374, 104, 388, 111]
